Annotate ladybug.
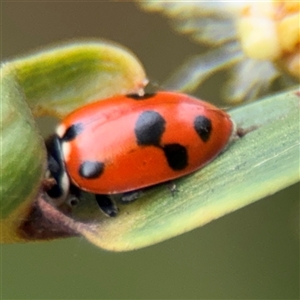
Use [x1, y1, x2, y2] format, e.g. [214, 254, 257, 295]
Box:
[46, 91, 235, 217]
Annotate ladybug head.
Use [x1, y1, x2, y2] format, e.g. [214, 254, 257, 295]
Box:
[45, 135, 70, 206]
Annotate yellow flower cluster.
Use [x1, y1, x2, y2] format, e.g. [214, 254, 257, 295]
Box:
[238, 1, 299, 78]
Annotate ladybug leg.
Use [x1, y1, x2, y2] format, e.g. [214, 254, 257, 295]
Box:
[67, 184, 82, 207]
[120, 182, 177, 204]
[167, 181, 178, 197]
[95, 194, 118, 217]
[120, 190, 143, 203]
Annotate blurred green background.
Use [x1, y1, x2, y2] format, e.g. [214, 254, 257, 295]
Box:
[2, 2, 299, 299]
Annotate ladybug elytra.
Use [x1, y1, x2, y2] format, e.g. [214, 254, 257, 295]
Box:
[46, 91, 235, 216]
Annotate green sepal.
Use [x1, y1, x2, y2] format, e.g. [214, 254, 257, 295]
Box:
[0, 68, 45, 242]
[10, 40, 147, 118]
[1, 40, 147, 243]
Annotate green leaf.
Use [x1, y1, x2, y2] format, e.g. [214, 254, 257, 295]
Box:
[63, 88, 299, 251]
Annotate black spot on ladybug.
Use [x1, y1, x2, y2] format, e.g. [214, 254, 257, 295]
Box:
[61, 123, 84, 142]
[194, 115, 212, 142]
[127, 93, 156, 100]
[163, 143, 188, 170]
[79, 161, 104, 179]
[135, 110, 166, 146]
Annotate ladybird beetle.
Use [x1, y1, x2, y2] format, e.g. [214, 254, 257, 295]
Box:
[46, 91, 235, 216]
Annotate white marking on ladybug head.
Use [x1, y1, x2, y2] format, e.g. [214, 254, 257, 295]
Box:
[61, 171, 70, 200]
[62, 141, 71, 162]
[56, 124, 66, 138]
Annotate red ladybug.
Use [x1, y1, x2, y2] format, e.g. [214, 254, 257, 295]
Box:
[46, 91, 235, 216]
